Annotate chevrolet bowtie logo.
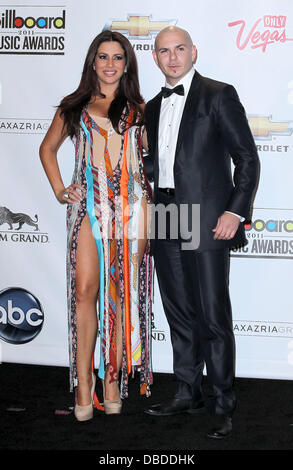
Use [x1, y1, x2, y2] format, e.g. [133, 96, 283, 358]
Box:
[248, 116, 293, 140]
[103, 15, 177, 39]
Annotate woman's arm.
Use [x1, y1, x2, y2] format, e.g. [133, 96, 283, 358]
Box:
[138, 102, 148, 152]
[39, 108, 83, 204]
[142, 128, 149, 152]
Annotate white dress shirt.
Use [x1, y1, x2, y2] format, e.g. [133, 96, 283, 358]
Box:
[158, 67, 244, 221]
[158, 67, 195, 188]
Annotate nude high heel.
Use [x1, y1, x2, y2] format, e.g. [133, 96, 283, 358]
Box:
[74, 372, 96, 422]
[104, 397, 122, 415]
[102, 380, 122, 415]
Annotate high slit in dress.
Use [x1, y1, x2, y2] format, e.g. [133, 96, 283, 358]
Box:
[66, 106, 153, 402]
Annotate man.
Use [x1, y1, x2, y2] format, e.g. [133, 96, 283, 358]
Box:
[144, 26, 259, 439]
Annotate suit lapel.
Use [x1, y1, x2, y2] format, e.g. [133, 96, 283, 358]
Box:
[150, 92, 163, 185]
[175, 70, 202, 158]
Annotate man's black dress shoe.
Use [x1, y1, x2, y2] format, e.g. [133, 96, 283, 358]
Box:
[144, 398, 205, 417]
[206, 415, 232, 439]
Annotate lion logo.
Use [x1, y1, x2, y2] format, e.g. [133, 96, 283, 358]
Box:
[0, 207, 39, 231]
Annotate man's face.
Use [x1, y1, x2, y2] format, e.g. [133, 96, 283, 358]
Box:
[152, 29, 196, 86]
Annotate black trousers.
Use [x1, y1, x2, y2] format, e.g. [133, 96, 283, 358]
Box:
[154, 191, 236, 416]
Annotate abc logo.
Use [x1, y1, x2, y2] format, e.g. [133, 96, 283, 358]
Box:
[0, 287, 44, 344]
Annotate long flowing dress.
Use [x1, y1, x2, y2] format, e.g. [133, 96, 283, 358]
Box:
[66, 105, 153, 402]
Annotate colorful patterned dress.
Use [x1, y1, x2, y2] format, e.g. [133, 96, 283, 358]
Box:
[66, 105, 153, 402]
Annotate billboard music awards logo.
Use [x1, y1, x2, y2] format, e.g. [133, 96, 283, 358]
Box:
[0, 5, 66, 55]
[231, 208, 293, 259]
[248, 115, 293, 153]
[103, 15, 177, 51]
[228, 14, 293, 52]
[0, 287, 44, 344]
[0, 206, 49, 244]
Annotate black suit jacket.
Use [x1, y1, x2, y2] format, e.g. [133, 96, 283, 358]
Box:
[144, 70, 260, 252]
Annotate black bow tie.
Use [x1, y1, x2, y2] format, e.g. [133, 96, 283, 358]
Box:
[161, 84, 184, 98]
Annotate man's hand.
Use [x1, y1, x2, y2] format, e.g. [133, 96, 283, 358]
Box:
[212, 212, 240, 240]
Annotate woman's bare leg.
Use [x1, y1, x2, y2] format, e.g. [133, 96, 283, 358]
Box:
[75, 214, 100, 406]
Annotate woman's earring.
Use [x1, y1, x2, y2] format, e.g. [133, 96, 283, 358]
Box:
[124, 66, 127, 74]
[93, 63, 96, 71]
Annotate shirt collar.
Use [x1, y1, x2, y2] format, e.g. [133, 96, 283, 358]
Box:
[165, 67, 195, 95]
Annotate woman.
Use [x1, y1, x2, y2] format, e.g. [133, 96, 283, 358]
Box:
[39, 30, 153, 421]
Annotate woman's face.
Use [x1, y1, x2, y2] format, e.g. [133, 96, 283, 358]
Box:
[94, 41, 126, 89]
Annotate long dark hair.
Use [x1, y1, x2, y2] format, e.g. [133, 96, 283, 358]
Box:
[59, 30, 144, 138]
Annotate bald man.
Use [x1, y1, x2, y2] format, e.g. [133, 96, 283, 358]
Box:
[144, 27, 259, 439]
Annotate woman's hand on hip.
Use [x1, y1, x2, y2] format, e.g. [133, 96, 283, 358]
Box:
[57, 183, 84, 204]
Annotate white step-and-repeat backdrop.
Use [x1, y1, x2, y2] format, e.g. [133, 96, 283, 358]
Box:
[1, 0, 293, 381]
